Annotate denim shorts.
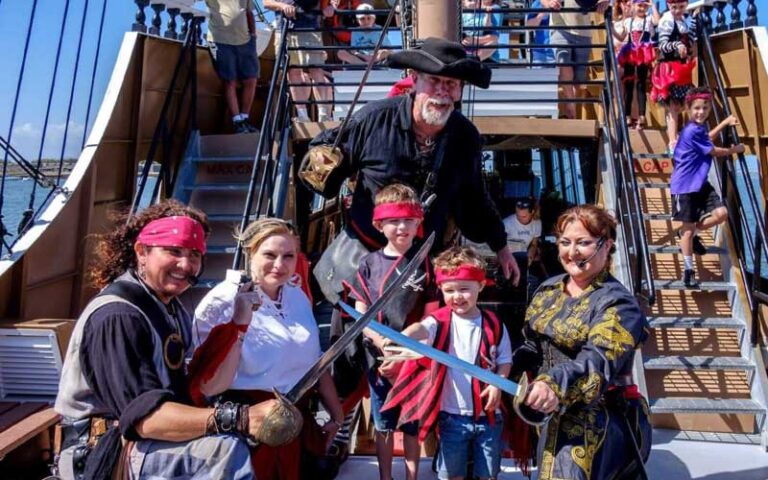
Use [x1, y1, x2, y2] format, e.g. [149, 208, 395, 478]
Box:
[436, 412, 503, 479]
[210, 36, 259, 81]
[367, 368, 418, 436]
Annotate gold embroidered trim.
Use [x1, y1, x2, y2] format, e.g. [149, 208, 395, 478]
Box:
[589, 306, 636, 361]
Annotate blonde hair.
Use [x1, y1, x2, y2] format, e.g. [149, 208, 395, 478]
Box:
[433, 246, 486, 273]
[374, 183, 420, 206]
[237, 218, 299, 256]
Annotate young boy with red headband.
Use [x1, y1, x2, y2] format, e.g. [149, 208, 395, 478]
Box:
[382, 246, 512, 480]
[671, 86, 744, 287]
[344, 183, 439, 480]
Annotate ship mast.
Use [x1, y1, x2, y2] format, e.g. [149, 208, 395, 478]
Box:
[414, 0, 459, 41]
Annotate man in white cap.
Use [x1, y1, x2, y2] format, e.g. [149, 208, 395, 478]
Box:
[337, 3, 391, 64]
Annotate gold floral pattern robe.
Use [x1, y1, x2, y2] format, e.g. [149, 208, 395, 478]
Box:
[517, 272, 652, 480]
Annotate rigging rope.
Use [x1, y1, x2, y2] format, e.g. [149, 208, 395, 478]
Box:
[0, 0, 39, 256]
[81, 0, 108, 151]
[56, 0, 91, 185]
[27, 0, 73, 214]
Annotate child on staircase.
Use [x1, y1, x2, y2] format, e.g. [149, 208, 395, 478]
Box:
[614, 0, 659, 129]
[652, 0, 697, 153]
[671, 87, 744, 287]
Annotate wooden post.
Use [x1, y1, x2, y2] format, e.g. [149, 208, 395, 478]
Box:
[730, 0, 743, 29]
[132, 0, 149, 33]
[714, 1, 727, 32]
[149, 3, 165, 36]
[180, 11, 193, 40]
[165, 7, 180, 39]
[414, 0, 459, 42]
[745, 0, 758, 27]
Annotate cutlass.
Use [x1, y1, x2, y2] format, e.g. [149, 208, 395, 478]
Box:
[339, 302, 554, 426]
[285, 232, 435, 403]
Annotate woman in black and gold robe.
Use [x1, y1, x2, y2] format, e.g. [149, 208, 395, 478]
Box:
[513, 205, 652, 480]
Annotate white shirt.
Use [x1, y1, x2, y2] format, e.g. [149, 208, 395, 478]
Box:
[422, 312, 512, 416]
[193, 270, 321, 393]
[503, 215, 542, 253]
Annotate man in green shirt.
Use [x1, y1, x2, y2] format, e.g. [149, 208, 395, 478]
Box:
[206, 0, 260, 133]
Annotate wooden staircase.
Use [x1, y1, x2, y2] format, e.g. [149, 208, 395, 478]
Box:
[629, 128, 768, 439]
[173, 131, 266, 310]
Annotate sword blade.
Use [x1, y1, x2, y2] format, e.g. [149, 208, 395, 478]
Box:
[286, 232, 435, 403]
[339, 302, 523, 397]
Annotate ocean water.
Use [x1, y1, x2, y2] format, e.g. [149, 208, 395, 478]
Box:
[0, 176, 156, 254]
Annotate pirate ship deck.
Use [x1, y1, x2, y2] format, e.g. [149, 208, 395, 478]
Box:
[0, 0, 767, 477]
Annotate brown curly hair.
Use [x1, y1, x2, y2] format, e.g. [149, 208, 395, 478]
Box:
[555, 204, 617, 264]
[89, 200, 210, 289]
[433, 245, 486, 273]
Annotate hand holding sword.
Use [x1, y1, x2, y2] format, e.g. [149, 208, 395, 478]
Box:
[345, 302, 557, 426]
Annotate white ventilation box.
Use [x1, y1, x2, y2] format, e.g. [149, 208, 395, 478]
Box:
[0, 325, 68, 401]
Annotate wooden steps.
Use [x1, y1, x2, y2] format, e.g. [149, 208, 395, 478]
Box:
[630, 127, 765, 435]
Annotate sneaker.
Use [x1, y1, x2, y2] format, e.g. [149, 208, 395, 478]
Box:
[233, 120, 251, 134]
[692, 235, 708, 255]
[683, 269, 699, 288]
[242, 120, 259, 133]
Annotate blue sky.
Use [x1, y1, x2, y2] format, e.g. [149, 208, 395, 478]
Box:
[0, 0, 765, 162]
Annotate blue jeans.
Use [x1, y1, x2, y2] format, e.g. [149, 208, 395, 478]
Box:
[437, 412, 503, 479]
[367, 368, 418, 435]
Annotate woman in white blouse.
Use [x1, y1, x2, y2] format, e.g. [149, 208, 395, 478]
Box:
[192, 218, 343, 480]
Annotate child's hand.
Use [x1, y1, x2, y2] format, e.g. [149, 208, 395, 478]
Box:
[677, 44, 688, 58]
[724, 114, 740, 127]
[730, 144, 746, 155]
[378, 360, 402, 380]
[481, 384, 502, 412]
[322, 4, 335, 17]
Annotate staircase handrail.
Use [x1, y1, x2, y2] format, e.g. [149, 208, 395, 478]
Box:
[602, 8, 656, 305]
[129, 16, 201, 217]
[698, 19, 768, 347]
[232, 18, 292, 268]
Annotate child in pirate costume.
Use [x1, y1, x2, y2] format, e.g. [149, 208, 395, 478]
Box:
[652, 0, 698, 153]
[344, 183, 440, 480]
[614, 0, 659, 129]
[382, 246, 513, 480]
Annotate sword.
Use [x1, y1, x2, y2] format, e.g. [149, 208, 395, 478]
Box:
[340, 302, 557, 426]
[285, 232, 435, 403]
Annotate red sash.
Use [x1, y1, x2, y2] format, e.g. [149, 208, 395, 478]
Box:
[381, 306, 502, 442]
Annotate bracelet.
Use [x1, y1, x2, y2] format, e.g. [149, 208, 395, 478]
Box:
[214, 401, 239, 433]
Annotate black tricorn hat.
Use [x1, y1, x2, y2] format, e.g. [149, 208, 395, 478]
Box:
[385, 37, 492, 89]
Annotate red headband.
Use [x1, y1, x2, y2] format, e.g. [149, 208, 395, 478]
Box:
[372, 202, 424, 221]
[136, 216, 207, 254]
[435, 264, 486, 285]
[685, 91, 712, 104]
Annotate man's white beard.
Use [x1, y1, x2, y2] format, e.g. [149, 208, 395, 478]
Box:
[420, 98, 453, 126]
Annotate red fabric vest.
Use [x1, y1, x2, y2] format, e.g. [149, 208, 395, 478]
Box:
[382, 306, 502, 442]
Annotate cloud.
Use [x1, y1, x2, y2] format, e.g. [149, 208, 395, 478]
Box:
[9, 121, 85, 160]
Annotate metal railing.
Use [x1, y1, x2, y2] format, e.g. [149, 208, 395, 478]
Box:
[697, 15, 768, 347]
[130, 15, 202, 216]
[232, 18, 294, 268]
[602, 9, 656, 305]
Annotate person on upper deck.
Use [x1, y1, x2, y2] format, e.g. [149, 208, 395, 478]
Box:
[264, 0, 336, 122]
[206, 0, 260, 134]
[539, 0, 609, 119]
[511, 204, 652, 479]
[54, 201, 298, 479]
[337, 3, 392, 65]
[302, 38, 520, 301]
[461, 0, 503, 63]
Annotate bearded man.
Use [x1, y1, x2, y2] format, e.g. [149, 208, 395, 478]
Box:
[305, 38, 519, 295]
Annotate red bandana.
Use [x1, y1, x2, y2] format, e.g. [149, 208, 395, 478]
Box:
[372, 202, 424, 221]
[685, 91, 712, 104]
[435, 264, 486, 285]
[136, 216, 207, 254]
